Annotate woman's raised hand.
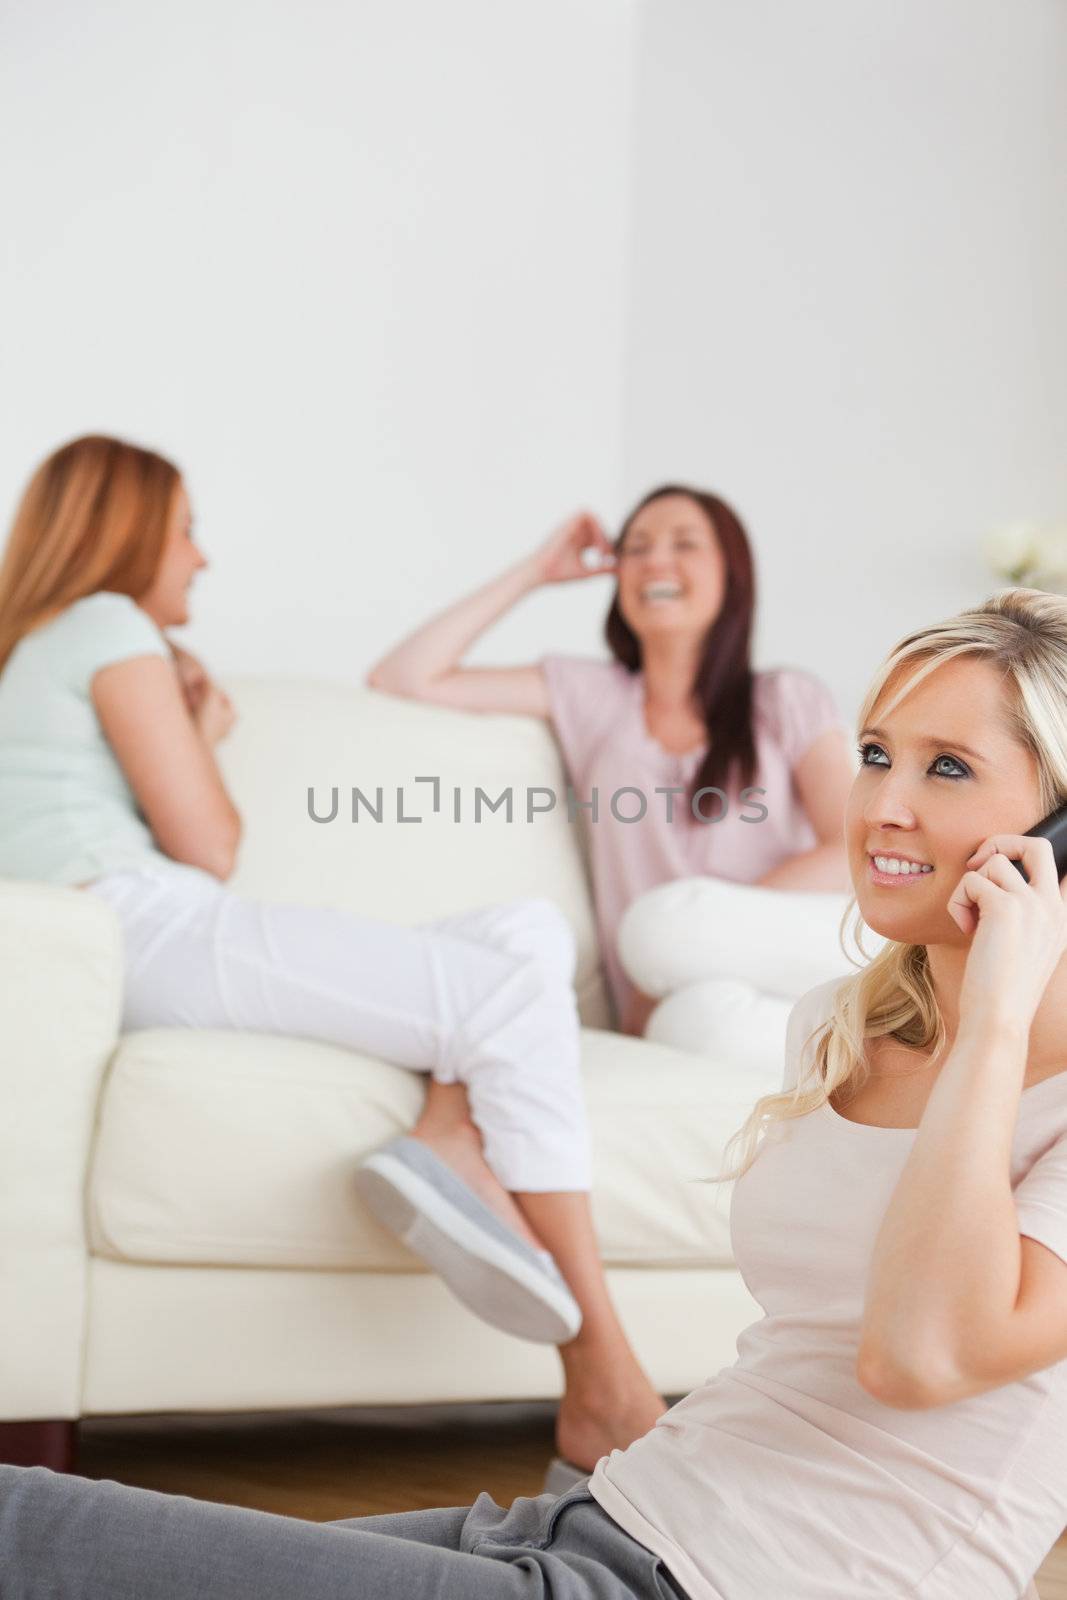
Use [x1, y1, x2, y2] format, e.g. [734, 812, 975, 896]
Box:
[948, 833, 1067, 1039]
[532, 511, 617, 585]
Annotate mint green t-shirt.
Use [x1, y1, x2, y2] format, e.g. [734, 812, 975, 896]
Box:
[0, 591, 174, 885]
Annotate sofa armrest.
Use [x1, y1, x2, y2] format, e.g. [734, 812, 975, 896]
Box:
[0, 880, 123, 1418]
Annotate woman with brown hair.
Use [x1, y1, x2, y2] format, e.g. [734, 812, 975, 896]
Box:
[369, 487, 858, 1067]
[0, 434, 667, 1476]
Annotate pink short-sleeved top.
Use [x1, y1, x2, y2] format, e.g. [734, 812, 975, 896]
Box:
[588, 974, 1067, 1600]
[540, 654, 850, 1024]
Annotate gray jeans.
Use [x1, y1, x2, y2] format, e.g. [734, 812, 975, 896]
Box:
[0, 1467, 691, 1600]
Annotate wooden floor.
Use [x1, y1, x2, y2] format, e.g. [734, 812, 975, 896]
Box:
[77, 1399, 565, 1521]
[75, 1401, 1067, 1596]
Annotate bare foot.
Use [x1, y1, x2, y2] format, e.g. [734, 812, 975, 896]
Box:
[555, 1380, 670, 1473]
[409, 1120, 546, 1253]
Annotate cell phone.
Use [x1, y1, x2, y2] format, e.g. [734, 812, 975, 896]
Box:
[1011, 802, 1067, 883]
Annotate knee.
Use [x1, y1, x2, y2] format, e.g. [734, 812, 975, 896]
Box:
[645, 977, 790, 1072]
[618, 876, 748, 994]
[504, 896, 577, 985]
[0, 1463, 64, 1531]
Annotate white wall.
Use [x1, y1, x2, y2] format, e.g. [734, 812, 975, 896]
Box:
[2, 1, 1065, 713]
[0, 0, 636, 678]
[623, 0, 1067, 727]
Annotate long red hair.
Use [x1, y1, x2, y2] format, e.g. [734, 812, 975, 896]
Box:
[0, 434, 181, 672]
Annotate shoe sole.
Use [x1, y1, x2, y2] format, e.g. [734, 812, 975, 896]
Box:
[355, 1150, 582, 1344]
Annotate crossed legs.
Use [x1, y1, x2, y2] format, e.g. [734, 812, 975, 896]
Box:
[84, 866, 668, 1471]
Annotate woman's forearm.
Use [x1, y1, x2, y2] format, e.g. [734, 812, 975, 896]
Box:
[367, 551, 543, 692]
[197, 736, 241, 823]
[857, 1019, 1029, 1402]
[186, 715, 243, 874]
[756, 841, 850, 892]
[203, 755, 242, 833]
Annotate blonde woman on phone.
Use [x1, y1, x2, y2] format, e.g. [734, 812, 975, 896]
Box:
[0, 435, 667, 1476]
[3, 588, 1063, 1599]
[368, 489, 858, 1077]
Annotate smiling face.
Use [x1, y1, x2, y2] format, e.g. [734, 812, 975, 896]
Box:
[845, 654, 1044, 946]
[614, 492, 726, 643]
[138, 480, 207, 629]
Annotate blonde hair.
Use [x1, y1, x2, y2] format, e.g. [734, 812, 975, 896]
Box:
[713, 586, 1067, 1185]
[0, 434, 182, 673]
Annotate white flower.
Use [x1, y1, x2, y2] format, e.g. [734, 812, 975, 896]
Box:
[983, 521, 1041, 577]
[1030, 526, 1067, 579]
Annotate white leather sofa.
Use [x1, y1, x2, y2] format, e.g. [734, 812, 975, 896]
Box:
[1, 676, 791, 1469]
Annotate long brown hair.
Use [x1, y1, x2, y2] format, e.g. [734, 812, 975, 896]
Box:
[604, 483, 758, 820]
[0, 434, 181, 672]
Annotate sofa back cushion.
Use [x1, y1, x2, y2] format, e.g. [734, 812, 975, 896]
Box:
[217, 677, 610, 1027]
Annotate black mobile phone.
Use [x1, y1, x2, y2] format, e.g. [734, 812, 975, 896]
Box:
[1011, 802, 1067, 883]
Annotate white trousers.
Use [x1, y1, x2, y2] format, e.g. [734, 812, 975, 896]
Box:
[85, 859, 591, 1193]
[617, 876, 881, 1080]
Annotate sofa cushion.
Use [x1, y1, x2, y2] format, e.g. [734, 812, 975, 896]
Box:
[217, 678, 611, 1028]
[87, 1027, 767, 1271]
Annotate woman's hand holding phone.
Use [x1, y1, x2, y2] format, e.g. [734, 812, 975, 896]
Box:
[532, 511, 617, 584]
[948, 833, 1067, 1040]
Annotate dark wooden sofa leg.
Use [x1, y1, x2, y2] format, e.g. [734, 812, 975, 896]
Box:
[0, 1421, 77, 1471]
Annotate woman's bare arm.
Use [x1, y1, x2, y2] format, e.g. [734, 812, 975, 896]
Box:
[855, 1019, 1033, 1408]
[366, 512, 616, 715]
[855, 833, 1067, 1408]
[92, 654, 242, 879]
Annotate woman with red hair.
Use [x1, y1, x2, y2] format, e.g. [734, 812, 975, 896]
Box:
[0, 434, 666, 1476]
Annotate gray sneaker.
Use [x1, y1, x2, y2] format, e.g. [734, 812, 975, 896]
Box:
[354, 1135, 583, 1344]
